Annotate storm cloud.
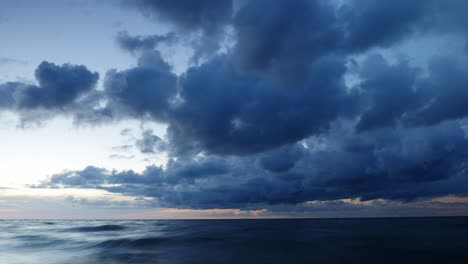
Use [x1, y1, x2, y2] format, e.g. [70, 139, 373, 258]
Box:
[0, 61, 98, 111]
[7, 0, 468, 211]
[167, 54, 357, 155]
[101, 50, 177, 121]
[125, 0, 233, 33]
[36, 119, 468, 209]
[124, 0, 233, 62]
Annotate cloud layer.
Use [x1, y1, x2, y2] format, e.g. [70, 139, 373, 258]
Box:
[4, 0, 468, 211]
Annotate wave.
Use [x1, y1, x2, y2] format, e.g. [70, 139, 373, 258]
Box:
[14, 234, 48, 241]
[65, 224, 126, 232]
[92, 236, 169, 249]
[3, 218, 468, 264]
[13, 235, 69, 248]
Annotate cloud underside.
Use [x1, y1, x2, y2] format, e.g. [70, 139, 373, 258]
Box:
[34, 119, 468, 209]
[5, 0, 468, 210]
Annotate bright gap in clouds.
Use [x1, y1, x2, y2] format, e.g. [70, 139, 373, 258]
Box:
[0, 112, 167, 188]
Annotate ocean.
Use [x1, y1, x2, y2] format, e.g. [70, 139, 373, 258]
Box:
[1, 217, 467, 264]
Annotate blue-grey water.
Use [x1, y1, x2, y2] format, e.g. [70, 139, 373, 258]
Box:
[1, 217, 468, 264]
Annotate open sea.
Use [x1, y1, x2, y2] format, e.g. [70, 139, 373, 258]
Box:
[1, 217, 468, 264]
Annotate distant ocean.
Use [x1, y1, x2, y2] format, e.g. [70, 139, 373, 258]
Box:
[1, 217, 467, 264]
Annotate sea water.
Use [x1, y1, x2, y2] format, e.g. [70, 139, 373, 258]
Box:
[1, 217, 467, 264]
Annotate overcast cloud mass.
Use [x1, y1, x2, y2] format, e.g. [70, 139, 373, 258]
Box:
[2, 0, 468, 218]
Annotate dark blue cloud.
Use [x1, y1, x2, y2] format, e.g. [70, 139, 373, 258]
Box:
[116, 30, 176, 53]
[339, 0, 429, 52]
[167, 55, 357, 155]
[102, 50, 177, 121]
[15, 0, 468, 211]
[89, 0, 468, 156]
[164, 157, 229, 184]
[40, 166, 108, 188]
[353, 53, 468, 131]
[18, 61, 99, 109]
[355, 54, 421, 132]
[231, 0, 468, 87]
[0, 61, 98, 112]
[125, 0, 233, 33]
[124, 0, 233, 62]
[302, 121, 468, 202]
[342, 0, 468, 48]
[232, 0, 345, 86]
[405, 55, 468, 126]
[257, 144, 305, 173]
[35, 119, 468, 209]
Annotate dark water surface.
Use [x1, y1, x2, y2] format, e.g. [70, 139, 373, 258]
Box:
[1, 217, 468, 263]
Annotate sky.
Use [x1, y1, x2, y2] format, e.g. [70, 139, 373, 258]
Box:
[1, 0, 468, 219]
